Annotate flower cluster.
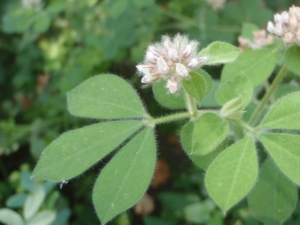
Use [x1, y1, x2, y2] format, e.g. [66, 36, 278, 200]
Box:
[206, 0, 226, 10]
[238, 30, 274, 50]
[22, 0, 41, 8]
[136, 34, 208, 94]
[267, 5, 300, 45]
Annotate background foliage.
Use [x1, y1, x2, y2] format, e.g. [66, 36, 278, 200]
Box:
[1, 0, 300, 224]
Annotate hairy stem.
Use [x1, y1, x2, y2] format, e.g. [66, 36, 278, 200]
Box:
[145, 112, 191, 126]
[249, 65, 288, 126]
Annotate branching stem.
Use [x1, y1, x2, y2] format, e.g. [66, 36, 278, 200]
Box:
[249, 65, 288, 126]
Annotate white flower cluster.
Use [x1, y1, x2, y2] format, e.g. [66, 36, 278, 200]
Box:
[136, 34, 208, 94]
[22, 0, 41, 8]
[238, 30, 274, 50]
[206, 0, 226, 10]
[267, 5, 300, 45]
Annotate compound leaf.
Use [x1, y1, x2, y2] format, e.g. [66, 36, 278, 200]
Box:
[93, 127, 156, 224]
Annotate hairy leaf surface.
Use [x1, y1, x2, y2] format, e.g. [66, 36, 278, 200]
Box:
[248, 159, 297, 225]
[33, 121, 143, 182]
[93, 127, 156, 224]
[205, 136, 258, 212]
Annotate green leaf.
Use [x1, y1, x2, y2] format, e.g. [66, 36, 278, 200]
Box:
[0, 209, 24, 225]
[0, 208, 24, 225]
[192, 113, 228, 155]
[93, 127, 156, 224]
[221, 46, 278, 86]
[33, 121, 143, 182]
[260, 91, 300, 129]
[24, 186, 45, 221]
[195, 68, 213, 95]
[198, 41, 241, 65]
[132, 0, 154, 8]
[152, 80, 186, 109]
[183, 72, 207, 104]
[183, 199, 216, 224]
[6, 194, 27, 208]
[284, 45, 300, 76]
[27, 210, 56, 225]
[33, 13, 51, 33]
[248, 158, 297, 225]
[105, 0, 129, 18]
[259, 133, 300, 186]
[201, 80, 221, 107]
[205, 136, 258, 212]
[67, 75, 146, 119]
[215, 73, 253, 107]
[241, 23, 259, 40]
[181, 121, 226, 170]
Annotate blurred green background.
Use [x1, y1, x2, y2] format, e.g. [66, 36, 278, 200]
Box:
[1, 0, 300, 224]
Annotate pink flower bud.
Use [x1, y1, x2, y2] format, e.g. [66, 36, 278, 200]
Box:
[176, 63, 188, 77]
[141, 74, 158, 84]
[187, 58, 199, 69]
[157, 56, 170, 74]
[166, 78, 178, 93]
[136, 65, 150, 74]
[281, 11, 289, 23]
[167, 48, 180, 62]
[146, 51, 158, 64]
[198, 56, 208, 66]
[267, 22, 275, 33]
[182, 44, 192, 58]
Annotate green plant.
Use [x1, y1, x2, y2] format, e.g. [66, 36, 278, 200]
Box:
[31, 4, 300, 223]
[0, 167, 70, 225]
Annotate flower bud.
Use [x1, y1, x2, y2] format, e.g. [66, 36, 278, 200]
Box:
[187, 58, 199, 69]
[146, 51, 157, 64]
[157, 56, 170, 74]
[141, 74, 158, 84]
[267, 22, 275, 33]
[166, 78, 178, 93]
[167, 47, 180, 62]
[221, 96, 245, 120]
[136, 65, 150, 74]
[197, 56, 208, 66]
[175, 63, 188, 77]
[182, 44, 192, 58]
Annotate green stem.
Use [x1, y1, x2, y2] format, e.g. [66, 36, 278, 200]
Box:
[249, 65, 288, 126]
[233, 119, 254, 133]
[146, 112, 191, 126]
